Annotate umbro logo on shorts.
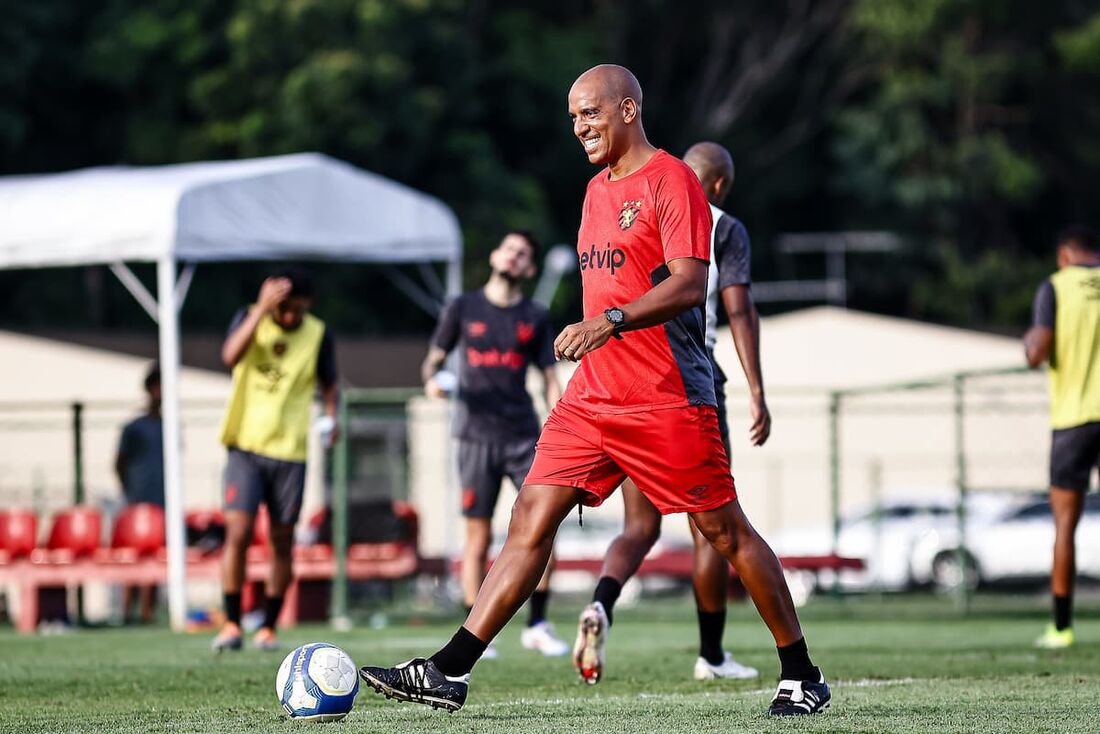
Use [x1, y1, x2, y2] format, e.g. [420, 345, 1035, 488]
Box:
[687, 484, 710, 498]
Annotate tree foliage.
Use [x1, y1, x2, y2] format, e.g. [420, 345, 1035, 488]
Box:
[2, 0, 1100, 334]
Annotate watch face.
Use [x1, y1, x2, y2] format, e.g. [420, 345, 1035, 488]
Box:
[607, 308, 624, 325]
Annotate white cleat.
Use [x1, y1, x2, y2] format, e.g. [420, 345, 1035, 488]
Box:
[572, 602, 609, 684]
[521, 620, 570, 657]
[693, 652, 759, 680]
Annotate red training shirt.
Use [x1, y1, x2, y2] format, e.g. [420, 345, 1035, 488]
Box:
[563, 149, 716, 413]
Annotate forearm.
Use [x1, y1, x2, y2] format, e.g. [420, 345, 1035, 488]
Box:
[221, 307, 265, 367]
[421, 348, 447, 384]
[729, 309, 765, 397]
[321, 383, 339, 417]
[619, 270, 705, 332]
[1023, 326, 1052, 368]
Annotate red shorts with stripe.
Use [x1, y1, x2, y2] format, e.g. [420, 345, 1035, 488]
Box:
[524, 400, 736, 515]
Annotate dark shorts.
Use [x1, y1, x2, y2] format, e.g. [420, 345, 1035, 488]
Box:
[1051, 422, 1100, 491]
[223, 448, 306, 525]
[708, 350, 731, 457]
[525, 401, 737, 515]
[458, 438, 538, 519]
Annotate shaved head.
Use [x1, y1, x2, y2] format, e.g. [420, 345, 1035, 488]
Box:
[684, 142, 734, 186]
[684, 141, 734, 206]
[571, 64, 643, 109]
[568, 63, 654, 175]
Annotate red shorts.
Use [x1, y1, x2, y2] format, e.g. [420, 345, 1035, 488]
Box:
[524, 400, 736, 514]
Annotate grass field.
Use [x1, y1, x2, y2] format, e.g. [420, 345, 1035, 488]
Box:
[3, 594, 1100, 734]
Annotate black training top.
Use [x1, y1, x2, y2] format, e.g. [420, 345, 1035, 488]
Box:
[431, 290, 556, 441]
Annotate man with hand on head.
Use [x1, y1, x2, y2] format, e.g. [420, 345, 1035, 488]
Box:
[211, 268, 338, 653]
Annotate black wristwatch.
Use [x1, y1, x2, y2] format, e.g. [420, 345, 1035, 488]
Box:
[604, 307, 626, 339]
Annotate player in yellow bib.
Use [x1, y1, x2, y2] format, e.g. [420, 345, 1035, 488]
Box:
[212, 269, 338, 652]
[1025, 225, 1100, 649]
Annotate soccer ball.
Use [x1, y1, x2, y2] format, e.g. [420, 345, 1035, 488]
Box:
[276, 643, 359, 722]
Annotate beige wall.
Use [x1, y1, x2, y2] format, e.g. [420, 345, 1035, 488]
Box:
[407, 308, 1050, 558]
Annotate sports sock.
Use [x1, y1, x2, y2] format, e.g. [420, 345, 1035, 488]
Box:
[431, 626, 488, 677]
[262, 595, 284, 631]
[224, 592, 242, 626]
[696, 608, 726, 666]
[592, 577, 622, 626]
[1054, 594, 1072, 631]
[777, 637, 819, 682]
[528, 590, 549, 627]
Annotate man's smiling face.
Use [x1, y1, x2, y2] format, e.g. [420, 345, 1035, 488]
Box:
[568, 80, 625, 166]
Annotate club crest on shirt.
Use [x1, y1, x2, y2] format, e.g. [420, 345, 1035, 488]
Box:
[618, 199, 643, 230]
[467, 321, 488, 338]
[516, 321, 535, 344]
[273, 341, 288, 357]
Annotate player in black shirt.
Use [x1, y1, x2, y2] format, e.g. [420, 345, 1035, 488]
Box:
[422, 231, 566, 658]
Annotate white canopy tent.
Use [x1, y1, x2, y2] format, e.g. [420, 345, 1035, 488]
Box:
[0, 153, 463, 630]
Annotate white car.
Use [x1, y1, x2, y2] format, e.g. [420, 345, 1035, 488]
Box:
[910, 493, 1100, 591]
[768, 493, 1018, 592]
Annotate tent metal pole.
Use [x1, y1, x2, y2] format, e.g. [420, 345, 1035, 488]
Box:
[174, 263, 196, 311]
[157, 257, 188, 632]
[109, 262, 160, 323]
[445, 254, 462, 297]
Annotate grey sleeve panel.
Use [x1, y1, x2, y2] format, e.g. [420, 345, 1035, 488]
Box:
[316, 328, 337, 387]
[1032, 279, 1055, 329]
[715, 214, 752, 289]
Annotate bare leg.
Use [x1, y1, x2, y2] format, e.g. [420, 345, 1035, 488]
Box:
[599, 479, 662, 583]
[690, 501, 802, 647]
[1050, 486, 1085, 598]
[267, 522, 295, 598]
[221, 510, 255, 595]
[535, 550, 555, 593]
[465, 485, 582, 642]
[139, 585, 157, 624]
[461, 517, 492, 607]
[123, 586, 138, 622]
[689, 519, 728, 613]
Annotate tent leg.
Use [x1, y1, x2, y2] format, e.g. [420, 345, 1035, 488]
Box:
[157, 257, 188, 632]
[445, 255, 462, 297]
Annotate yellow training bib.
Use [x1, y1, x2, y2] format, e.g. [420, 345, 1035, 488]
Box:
[219, 311, 325, 461]
[1048, 266, 1100, 429]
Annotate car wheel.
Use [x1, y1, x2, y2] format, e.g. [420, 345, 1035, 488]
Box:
[931, 550, 980, 593]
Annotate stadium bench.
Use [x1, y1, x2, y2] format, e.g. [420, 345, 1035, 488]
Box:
[0, 504, 420, 633]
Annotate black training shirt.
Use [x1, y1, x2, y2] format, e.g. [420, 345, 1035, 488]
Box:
[431, 290, 556, 441]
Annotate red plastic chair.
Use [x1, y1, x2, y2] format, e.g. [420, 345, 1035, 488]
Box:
[110, 503, 165, 557]
[0, 510, 37, 562]
[30, 506, 101, 564]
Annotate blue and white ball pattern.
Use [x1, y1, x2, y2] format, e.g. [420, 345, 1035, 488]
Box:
[276, 643, 359, 722]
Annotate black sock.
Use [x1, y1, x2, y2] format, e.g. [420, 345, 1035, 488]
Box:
[262, 595, 284, 631]
[430, 627, 488, 677]
[697, 608, 726, 666]
[593, 577, 622, 626]
[777, 637, 819, 682]
[224, 592, 242, 626]
[1054, 594, 1072, 631]
[528, 590, 549, 627]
